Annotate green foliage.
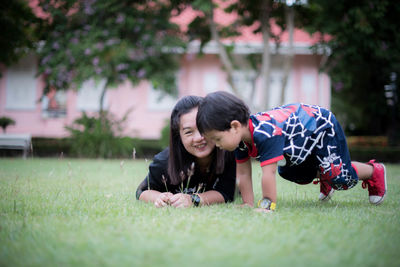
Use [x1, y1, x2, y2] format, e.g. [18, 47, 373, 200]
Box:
[36, 0, 185, 95]
[159, 119, 170, 149]
[132, 138, 163, 159]
[222, 0, 307, 39]
[187, 0, 295, 53]
[31, 138, 71, 157]
[349, 147, 400, 163]
[30, 137, 163, 159]
[0, 159, 399, 266]
[0, 116, 16, 133]
[191, 0, 213, 13]
[304, 0, 400, 139]
[65, 112, 132, 158]
[0, 0, 42, 69]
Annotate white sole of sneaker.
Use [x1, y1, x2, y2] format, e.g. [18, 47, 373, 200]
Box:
[370, 163, 387, 205]
[319, 188, 334, 201]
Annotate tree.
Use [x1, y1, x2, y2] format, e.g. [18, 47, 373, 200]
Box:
[36, 0, 186, 112]
[0, 0, 42, 72]
[0, 117, 16, 133]
[185, 0, 309, 111]
[279, 2, 294, 106]
[304, 0, 400, 143]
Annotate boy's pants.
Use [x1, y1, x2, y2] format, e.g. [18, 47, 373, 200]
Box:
[278, 119, 358, 190]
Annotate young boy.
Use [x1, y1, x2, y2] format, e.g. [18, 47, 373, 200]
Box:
[196, 91, 387, 212]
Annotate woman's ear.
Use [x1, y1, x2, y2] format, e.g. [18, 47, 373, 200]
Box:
[230, 120, 242, 131]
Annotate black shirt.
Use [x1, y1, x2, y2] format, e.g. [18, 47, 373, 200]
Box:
[136, 148, 237, 202]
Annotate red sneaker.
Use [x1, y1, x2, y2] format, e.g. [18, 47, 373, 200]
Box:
[314, 179, 334, 201]
[362, 160, 387, 205]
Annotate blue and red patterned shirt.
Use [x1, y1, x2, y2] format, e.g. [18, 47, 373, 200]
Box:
[235, 103, 335, 167]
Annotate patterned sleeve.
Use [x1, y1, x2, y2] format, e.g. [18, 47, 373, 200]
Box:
[234, 141, 250, 163]
[253, 126, 285, 167]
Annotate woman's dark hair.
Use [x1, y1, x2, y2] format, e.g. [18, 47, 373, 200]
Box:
[197, 91, 250, 134]
[168, 95, 226, 185]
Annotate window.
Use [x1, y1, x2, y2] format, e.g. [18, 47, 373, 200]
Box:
[77, 79, 108, 111]
[41, 89, 67, 118]
[301, 72, 316, 104]
[268, 70, 284, 107]
[231, 70, 257, 102]
[148, 71, 179, 111]
[148, 86, 177, 111]
[204, 72, 219, 93]
[5, 54, 37, 110]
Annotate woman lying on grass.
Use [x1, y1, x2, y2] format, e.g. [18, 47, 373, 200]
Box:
[136, 95, 236, 208]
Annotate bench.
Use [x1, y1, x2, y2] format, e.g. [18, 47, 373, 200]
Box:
[0, 134, 31, 158]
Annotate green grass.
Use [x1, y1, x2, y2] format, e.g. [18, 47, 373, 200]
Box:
[1, 158, 399, 267]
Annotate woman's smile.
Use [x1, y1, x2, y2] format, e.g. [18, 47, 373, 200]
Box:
[194, 142, 207, 149]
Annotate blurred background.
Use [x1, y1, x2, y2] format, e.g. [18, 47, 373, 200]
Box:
[0, 0, 399, 161]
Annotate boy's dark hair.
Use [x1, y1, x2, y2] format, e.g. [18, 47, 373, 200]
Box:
[197, 91, 250, 134]
[168, 95, 226, 185]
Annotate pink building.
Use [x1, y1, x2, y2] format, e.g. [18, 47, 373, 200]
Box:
[0, 8, 330, 140]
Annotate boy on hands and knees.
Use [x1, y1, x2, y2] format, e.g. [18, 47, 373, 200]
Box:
[196, 91, 387, 212]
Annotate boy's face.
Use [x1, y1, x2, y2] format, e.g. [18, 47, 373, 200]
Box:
[205, 128, 242, 152]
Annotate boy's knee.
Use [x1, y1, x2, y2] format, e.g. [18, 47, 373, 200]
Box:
[319, 161, 358, 190]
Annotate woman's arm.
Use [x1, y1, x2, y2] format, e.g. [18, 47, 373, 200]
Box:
[237, 160, 254, 206]
[169, 190, 225, 208]
[139, 190, 173, 207]
[136, 149, 172, 207]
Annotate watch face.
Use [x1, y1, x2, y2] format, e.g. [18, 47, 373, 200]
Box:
[191, 194, 201, 206]
[258, 198, 271, 209]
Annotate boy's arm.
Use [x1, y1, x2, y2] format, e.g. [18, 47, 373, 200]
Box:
[260, 163, 278, 203]
[237, 160, 254, 206]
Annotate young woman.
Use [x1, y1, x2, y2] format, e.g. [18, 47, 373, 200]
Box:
[136, 95, 236, 208]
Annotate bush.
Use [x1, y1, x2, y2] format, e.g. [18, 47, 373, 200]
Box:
[346, 136, 400, 163]
[28, 111, 166, 159]
[349, 147, 400, 163]
[30, 137, 164, 159]
[132, 138, 163, 159]
[159, 119, 170, 149]
[65, 112, 134, 158]
[346, 136, 388, 147]
[0, 116, 15, 133]
[32, 138, 71, 157]
[29, 135, 400, 162]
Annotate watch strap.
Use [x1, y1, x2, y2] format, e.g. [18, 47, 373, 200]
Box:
[257, 198, 276, 211]
[191, 194, 201, 207]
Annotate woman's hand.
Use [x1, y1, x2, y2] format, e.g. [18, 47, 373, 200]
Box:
[169, 193, 193, 208]
[154, 192, 173, 208]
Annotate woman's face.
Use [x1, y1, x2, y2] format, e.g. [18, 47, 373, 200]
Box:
[179, 107, 215, 159]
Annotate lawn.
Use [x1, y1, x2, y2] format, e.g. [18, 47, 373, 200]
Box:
[0, 158, 399, 267]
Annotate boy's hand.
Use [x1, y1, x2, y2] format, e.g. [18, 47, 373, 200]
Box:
[254, 208, 274, 213]
[169, 193, 193, 208]
[154, 192, 173, 208]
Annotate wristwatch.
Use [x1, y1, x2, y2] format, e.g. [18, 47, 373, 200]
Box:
[191, 194, 201, 207]
[257, 198, 276, 211]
